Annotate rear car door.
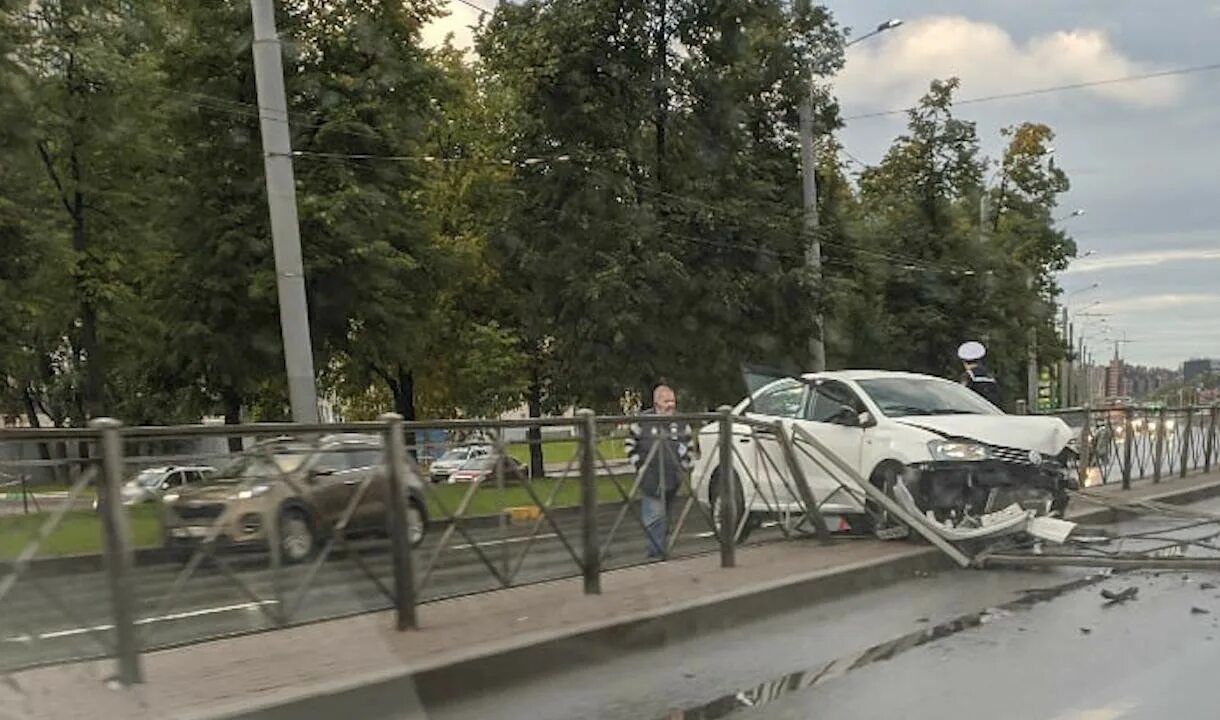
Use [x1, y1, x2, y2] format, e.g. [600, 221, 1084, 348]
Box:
[306, 449, 357, 531]
[741, 379, 810, 512]
[345, 447, 387, 529]
[792, 380, 868, 511]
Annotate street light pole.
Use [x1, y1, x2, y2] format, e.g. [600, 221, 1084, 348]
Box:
[250, 0, 320, 423]
[1032, 207, 1085, 411]
[803, 19, 902, 371]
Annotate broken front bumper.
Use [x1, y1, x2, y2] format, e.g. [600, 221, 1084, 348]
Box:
[893, 459, 1077, 542]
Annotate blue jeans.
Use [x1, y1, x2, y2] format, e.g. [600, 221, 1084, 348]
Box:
[643, 493, 671, 558]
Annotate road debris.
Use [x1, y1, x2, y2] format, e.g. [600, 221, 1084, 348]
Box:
[1101, 587, 1139, 605]
[1191, 606, 1211, 615]
[1079, 627, 1093, 635]
[1201, 582, 1217, 590]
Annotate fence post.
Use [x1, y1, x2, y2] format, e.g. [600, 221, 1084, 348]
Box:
[380, 413, 418, 630]
[1078, 406, 1092, 489]
[1153, 406, 1167, 483]
[717, 405, 736, 569]
[577, 409, 600, 595]
[92, 418, 142, 685]
[1206, 407, 1217, 474]
[1180, 406, 1195, 480]
[1121, 407, 1134, 490]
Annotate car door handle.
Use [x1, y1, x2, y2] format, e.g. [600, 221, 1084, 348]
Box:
[343, 478, 361, 486]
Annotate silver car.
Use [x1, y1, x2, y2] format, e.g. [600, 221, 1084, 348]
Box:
[94, 465, 215, 510]
[428, 445, 492, 483]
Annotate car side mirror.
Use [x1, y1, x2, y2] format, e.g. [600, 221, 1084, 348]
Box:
[834, 404, 862, 427]
[858, 411, 877, 428]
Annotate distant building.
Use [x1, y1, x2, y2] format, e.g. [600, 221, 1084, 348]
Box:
[1183, 358, 1220, 382]
[1105, 352, 1125, 399]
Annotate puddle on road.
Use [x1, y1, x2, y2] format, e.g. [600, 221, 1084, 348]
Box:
[660, 572, 1111, 720]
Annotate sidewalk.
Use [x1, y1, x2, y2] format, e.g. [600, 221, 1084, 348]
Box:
[5, 472, 1220, 720]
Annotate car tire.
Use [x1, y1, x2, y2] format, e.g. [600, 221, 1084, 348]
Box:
[709, 469, 760, 544]
[278, 508, 316, 564]
[865, 464, 906, 536]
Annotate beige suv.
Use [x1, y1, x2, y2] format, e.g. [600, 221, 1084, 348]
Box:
[162, 434, 427, 563]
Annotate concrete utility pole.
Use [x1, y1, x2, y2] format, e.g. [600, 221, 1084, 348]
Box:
[250, 0, 320, 423]
[802, 19, 902, 372]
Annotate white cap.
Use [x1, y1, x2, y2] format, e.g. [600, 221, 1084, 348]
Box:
[958, 341, 986, 362]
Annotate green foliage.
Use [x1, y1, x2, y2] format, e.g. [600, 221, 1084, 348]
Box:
[0, 2, 1081, 428]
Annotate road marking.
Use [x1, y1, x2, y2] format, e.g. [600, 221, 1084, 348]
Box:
[3, 600, 280, 643]
[1050, 703, 1137, 720]
[450, 533, 558, 551]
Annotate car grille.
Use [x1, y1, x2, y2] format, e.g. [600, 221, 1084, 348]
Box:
[986, 444, 1041, 466]
[175, 503, 226, 521]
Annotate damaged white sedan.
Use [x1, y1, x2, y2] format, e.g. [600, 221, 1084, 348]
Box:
[692, 370, 1080, 543]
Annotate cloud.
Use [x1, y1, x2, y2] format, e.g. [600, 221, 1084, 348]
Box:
[836, 16, 1188, 114]
[1065, 247, 1220, 274]
[1093, 293, 1220, 314]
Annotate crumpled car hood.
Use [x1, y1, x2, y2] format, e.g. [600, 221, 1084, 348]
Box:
[894, 414, 1075, 455]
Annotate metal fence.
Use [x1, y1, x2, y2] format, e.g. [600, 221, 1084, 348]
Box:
[1, 410, 870, 683]
[1042, 405, 1220, 490]
[4, 404, 1217, 685]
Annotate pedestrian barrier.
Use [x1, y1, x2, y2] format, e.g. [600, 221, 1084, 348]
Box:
[2, 405, 1219, 685]
[1043, 405, 1220, 489]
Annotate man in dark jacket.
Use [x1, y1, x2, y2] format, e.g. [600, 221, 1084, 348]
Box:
[625, 384, 695, 559]
[958, 341, 1002, 407]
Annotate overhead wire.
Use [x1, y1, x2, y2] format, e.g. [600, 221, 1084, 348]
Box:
[286, 143, 996, 276]
[843, 61, 1220, 121]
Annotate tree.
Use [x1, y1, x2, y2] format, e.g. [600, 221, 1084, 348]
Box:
[853, 79, 988, 378]
[4, 0, 178, 430]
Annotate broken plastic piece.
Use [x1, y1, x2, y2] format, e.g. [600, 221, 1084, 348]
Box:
[1101, 587, 1139, 605]
[1027, 516, 1076, 544]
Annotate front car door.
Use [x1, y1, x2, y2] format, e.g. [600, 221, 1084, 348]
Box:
[792, 379, 869, 514]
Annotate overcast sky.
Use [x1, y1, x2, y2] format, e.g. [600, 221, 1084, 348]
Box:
[422, 0, 1220, 370]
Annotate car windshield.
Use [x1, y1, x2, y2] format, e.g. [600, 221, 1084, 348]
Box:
[857, 378, 1001, 418]
[438, 448, 472, 463]
[212, 451, 310, 482]
[459, 456, 500, 472]
[134, 469, 166, 488]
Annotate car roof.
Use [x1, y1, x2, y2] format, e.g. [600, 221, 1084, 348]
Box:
[800, 370, 945, 383]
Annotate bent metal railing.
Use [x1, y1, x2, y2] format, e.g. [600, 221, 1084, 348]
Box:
[3, 404, 1218, 684]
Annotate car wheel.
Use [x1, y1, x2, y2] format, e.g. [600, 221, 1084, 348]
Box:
[709, 470, 759, 544]
[279, 508, 315, 564]
[407, 499, 426, 548]
[865, 464, 905, 534]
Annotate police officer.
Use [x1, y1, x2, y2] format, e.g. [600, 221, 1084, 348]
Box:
[958, 341, 1001, 406]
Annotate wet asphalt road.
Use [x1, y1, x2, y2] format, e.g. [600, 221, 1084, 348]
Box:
[418, 496, 1220, 720]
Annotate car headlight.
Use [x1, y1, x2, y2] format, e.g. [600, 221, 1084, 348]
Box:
[928, 439, 991, 462]
[235, 484, 273, 500]
[162, 493, 179, 503]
